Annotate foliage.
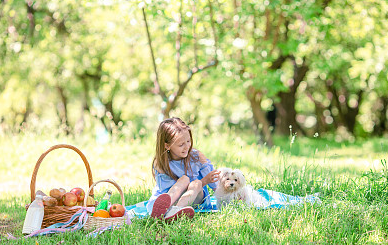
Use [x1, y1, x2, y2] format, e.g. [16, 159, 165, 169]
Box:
[0, 0, 387, 139]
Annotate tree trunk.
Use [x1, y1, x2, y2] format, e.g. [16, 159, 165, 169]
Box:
[343, 104, 360, 134]
[26, 1, 35, 44]
[20, 96, 32, 128]
[275, 58, 308, 135]
[102, 97, 122, 132]
[326, 80, 363, 135]
[373, 96, 388, 136]
[247, 86, 274, 147]
[74, 106, 85, 135]
[275, 91, 297, 135]
[75, 79, 92, 134]
[56, 85, 71, 135]
[314, 102, 327, 134]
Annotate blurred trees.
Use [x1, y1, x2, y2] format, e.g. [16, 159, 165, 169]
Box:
[141, 0, 218, 119]
[0, 0, 387, 142]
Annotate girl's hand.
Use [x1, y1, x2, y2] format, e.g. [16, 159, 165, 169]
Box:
[202, 170, 221, 186]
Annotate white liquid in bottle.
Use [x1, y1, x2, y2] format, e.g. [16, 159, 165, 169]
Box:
[22, 195, 44, 234]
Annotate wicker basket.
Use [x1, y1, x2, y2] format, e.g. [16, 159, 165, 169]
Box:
[27, 144, 95, 228]
[83, 179, 127, 231]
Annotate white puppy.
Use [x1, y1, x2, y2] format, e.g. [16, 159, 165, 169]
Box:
[214, 168, 267, 209]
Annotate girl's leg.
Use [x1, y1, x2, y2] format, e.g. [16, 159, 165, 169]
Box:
[176, 180, 204, 207]
[164, 180, 203, 222]
[151, 175, 190, 219]
[167, 175, 190, 205]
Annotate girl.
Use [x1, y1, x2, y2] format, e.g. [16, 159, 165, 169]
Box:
[146, 117, 220, 222]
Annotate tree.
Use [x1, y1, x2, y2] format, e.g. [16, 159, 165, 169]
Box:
[141, 0, 219, 119]
[305, 0, 388, 136]
[214, 0, 329, 145]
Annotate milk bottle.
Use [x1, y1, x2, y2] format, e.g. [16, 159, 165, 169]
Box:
[22, 194, 44, 234]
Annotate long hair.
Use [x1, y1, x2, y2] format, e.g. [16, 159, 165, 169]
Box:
[152, 117, 193, 181]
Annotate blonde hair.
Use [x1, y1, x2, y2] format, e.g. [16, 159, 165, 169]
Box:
[152, 117, 193, 180]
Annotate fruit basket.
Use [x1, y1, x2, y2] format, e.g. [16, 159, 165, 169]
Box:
[27, 144, 95, 228]
[83, 179, 128, 231]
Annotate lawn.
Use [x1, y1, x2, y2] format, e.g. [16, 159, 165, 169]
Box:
[0, 131, 387, 244]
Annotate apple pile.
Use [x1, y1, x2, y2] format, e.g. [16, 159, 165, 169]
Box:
[36, 187, 95, 207]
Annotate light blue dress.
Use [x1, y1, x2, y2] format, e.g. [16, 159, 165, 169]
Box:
[146, 149, 217, 213]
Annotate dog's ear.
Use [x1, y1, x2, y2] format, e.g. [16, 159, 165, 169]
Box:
[234, 169, 245, 179]
[233, 169, 246, 186]
[218, 167, 228, 174]
[219, 167, 232, 178]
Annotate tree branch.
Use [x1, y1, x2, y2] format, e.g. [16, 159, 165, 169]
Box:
[269, 9, 283, 55]
[176, 0, 183, 84]
[36, 8, 70, 35]
[141, 7, 167, 101]
[161, 0, 219, 118]
[264, 9, 271, 40]
[191, 0, 198, 67]
[291, 57, 309, 93]
[322, 0, 332, 8]
[269, 55, 289, 69]
[164, 60, 218, 114]
[208, 0, 218, 59]
[26, 1, 35, 40]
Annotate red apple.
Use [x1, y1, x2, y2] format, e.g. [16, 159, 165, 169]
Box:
[109, 204, 125, 217]
[62, 192, 78, 206]
[70, 187, 85, 202]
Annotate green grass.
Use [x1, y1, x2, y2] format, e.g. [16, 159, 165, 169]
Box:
[0, 131, 387, 244]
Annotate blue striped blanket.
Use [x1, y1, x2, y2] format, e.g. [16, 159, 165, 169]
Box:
[125, 188, 321, 219]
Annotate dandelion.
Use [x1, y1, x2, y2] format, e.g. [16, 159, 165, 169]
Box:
[314, 132, 319, 138]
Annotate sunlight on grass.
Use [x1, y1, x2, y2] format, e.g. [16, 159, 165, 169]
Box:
[0, 132, 386, 197]
[0, 132, 387, 243]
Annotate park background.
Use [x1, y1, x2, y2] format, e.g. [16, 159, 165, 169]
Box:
[1, 0, 388, 243]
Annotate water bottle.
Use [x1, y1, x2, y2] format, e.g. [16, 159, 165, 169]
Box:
[95, 190, 112, 211]
[22, 195, 44, 234]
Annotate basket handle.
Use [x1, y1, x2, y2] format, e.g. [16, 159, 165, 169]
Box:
[30, 144, 94, 202]
[83, 179, 125, 207]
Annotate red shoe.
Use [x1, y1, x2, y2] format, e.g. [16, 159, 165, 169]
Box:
[164, 206, 195, 222]
[150, 194, 171, 219]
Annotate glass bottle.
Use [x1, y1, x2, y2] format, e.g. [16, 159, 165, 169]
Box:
[22, 195, 44, 234]
[95, 190, 112, 211]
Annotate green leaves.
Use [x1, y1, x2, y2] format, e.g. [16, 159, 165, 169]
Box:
[0, 0, 387, 136]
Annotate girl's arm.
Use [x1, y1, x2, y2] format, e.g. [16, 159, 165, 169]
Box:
[196, 151, 220, 189]
[201, 169, 220, 187]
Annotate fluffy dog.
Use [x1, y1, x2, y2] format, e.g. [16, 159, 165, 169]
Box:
[214, 168, 267, 209]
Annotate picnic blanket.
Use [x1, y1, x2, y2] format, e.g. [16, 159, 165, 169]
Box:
[125, 188, 321, 219]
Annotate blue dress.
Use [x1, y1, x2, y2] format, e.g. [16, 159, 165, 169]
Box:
[146, 149, 217, 213]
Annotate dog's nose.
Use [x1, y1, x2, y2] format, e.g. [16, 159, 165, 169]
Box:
[230, 183, 234, 187]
